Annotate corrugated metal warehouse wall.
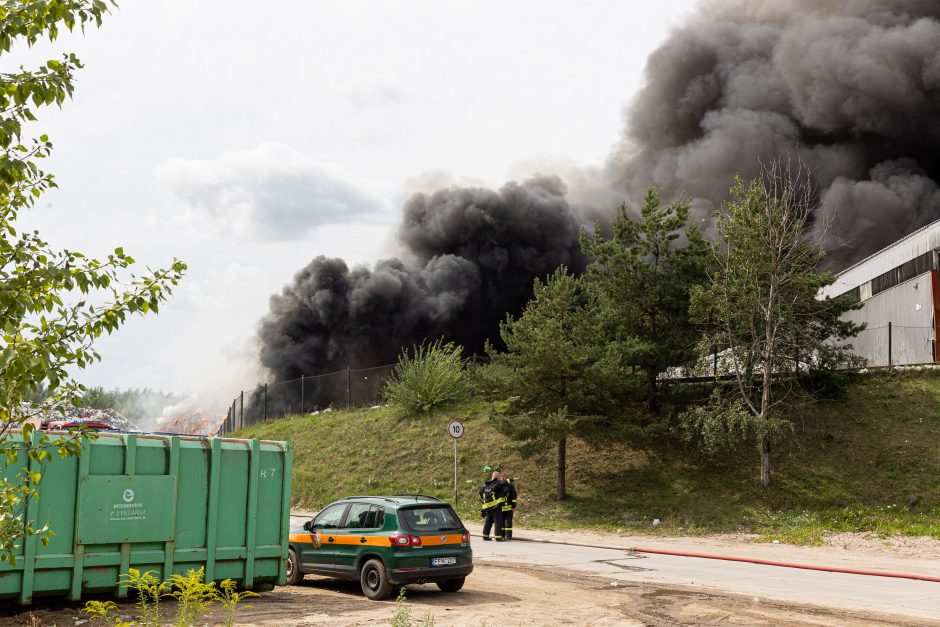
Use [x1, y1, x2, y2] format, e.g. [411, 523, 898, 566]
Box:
[841, 271, 936, 366]
[824, 218, 940, 368]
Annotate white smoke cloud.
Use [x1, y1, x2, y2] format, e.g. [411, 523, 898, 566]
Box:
[156, 142, 395, 241]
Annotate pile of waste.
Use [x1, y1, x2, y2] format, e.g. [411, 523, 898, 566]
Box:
[154, 410, 223, 435]
[18, 403, 139, 431]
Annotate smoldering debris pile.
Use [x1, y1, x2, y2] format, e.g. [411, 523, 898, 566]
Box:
[153, 410, 223, 436]
[255, 1, 940, 388]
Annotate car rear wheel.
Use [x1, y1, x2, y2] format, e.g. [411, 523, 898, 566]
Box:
[436, 577, 465, 592]
[286, 548, 303, 585]
[360, 559, 394, 600]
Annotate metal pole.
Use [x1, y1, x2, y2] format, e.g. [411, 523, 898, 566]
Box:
[347, 366, 351, 408]
[301, 375, 305, 414]
[888, 322, 893, 369]
[263, 383, 268, 421]
[714, 348, 718, 379]
[240, 390, 244, 429]
[454, 439, 458, 506]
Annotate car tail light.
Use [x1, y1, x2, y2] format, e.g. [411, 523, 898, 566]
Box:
[461, 531, 470, 544]
[389, 533, 422, 547]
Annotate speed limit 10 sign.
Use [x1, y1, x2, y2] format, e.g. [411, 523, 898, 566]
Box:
[447, 419, 464, 439]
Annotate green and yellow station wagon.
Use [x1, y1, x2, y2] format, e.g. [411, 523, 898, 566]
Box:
[286, 495, 473, 600]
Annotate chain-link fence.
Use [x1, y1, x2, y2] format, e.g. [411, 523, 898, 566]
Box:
[218, 364, 395, 436]
[217, 327, 936, 436]
[836, 323, 936, 368]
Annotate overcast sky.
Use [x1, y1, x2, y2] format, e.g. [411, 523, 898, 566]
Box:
[12, 1, 696, 404]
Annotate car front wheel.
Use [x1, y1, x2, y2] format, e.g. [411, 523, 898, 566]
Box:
[436, 577, 465, 592]
[286, 548, 303, 585]
[360, 558, 394, 600]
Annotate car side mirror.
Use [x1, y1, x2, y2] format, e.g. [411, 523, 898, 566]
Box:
[302, 520, 313, 531]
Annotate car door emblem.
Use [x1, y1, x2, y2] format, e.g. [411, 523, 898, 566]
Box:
[441, 535, 447, 544]
[312, 531, 322, 548]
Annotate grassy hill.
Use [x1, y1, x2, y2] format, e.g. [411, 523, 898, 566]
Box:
[234, 370, 940, 543]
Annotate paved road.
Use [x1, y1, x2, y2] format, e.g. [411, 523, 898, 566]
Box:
[472, 537, 940, 622]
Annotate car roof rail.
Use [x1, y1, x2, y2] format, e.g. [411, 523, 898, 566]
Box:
[392, 493, 445, 502]
[339, 495, 399, 504]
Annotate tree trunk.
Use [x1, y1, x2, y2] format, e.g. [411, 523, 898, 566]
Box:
[760, 281, 775, 488]
[557, 437, 567, 500]
[646, 369, 659, 413]
[760, 436, 771, 487]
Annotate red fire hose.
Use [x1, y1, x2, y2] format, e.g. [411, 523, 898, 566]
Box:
[631, 546, 940, 583]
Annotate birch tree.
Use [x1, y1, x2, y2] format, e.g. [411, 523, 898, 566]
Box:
[685, 161, 860, 487]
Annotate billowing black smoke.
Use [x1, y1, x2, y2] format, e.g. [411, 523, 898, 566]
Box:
[258, 176, 586, 381]
[258, 0, 940, 383]
[613, 0, 940, 267]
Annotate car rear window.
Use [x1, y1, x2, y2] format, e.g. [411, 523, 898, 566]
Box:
[397, 505, 462, 532]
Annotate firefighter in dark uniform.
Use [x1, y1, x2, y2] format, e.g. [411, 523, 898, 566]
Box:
[501, 474, 517, 540]
[479, 471, 507, 541]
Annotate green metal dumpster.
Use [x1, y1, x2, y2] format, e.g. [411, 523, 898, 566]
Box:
[0, 432, 293, 604]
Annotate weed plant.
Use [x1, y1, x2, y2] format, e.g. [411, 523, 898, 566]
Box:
[82, 566, 258, 627]
[390, 587, 436, 627]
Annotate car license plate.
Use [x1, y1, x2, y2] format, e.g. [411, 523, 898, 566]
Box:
[431, 557, 457, 566]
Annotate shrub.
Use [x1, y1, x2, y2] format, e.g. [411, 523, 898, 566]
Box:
[383, 340, 466, 415]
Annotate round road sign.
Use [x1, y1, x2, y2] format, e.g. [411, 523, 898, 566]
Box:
[447, 419, 464, 439]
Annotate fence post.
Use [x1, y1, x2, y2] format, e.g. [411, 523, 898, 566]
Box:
[888, 322, 893, 369]
[471, 353, 477, 367]
[347, 366, 352, 408]
[263, 383, 268, 421]
[301, 374, 305, 414]
[713, 348, 718, 380]
[240, 390, 244, 429]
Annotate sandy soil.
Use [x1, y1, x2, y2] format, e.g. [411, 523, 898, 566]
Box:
[5, 524, 938, 626]
[2, 561, 935, 627]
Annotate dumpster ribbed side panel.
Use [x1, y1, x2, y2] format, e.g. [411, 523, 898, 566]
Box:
[19, 432, 40, 604]
[0, 432, 291, 603]
[205, 437, 221, 581]
[278, 444, 294, 585]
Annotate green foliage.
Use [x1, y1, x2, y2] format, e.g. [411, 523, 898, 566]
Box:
[480, 267, 621, 499]
[0, 1, 186, 565]
[687, 162, 861, 485]
[217, 578, 259, 627]
[680, 388, 794, 458]
[391, 587, 411, 627]
[118, 567, 168, 627]
[580, 186, 711, 408]
[390, 587, 436, 627]
[82, 600, 136, 627]
[168, 567, 216, 627]
[383, 339, 466, 415]
[84, 568, 255, 627]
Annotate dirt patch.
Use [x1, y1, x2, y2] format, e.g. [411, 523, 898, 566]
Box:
[818, 531, 940, 557]
[3, 562, 936, 626]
